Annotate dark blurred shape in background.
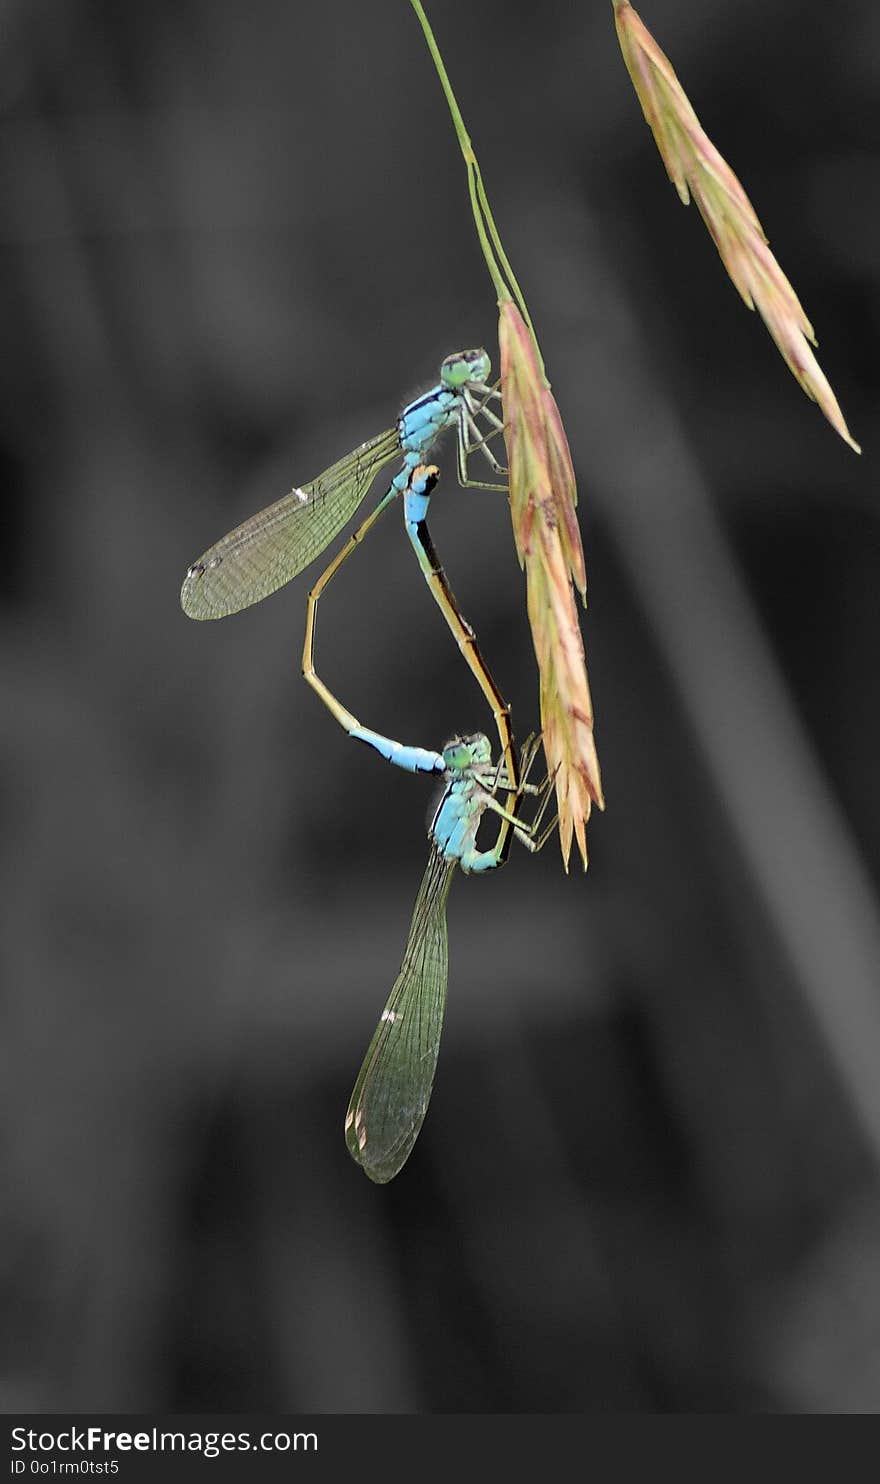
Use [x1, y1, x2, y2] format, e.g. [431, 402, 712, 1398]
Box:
[0, 0, 877, 1413]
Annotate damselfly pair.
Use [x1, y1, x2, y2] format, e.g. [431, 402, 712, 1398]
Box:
[181, 351, 558, 1180]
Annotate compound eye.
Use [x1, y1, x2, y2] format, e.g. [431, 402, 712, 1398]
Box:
[466, 349, 491, 381]
[440, 735, 467, 770]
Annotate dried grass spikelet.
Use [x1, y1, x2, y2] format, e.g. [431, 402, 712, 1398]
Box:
[499, 299, 604, 871]
[613, 0, 860, 453]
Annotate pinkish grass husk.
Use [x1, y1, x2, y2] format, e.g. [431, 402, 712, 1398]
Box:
[499, 299, 604, 871]
[613, 0, 860, 453]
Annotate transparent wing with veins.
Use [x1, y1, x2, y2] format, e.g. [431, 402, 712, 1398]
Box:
[180, 426, 400, 620]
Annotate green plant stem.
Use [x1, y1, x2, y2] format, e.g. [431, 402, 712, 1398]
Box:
[473, 166, 543, 374]
[407, 0, 545, 374]
[465, 162, 508, 304]
[408, 0, 473, 165]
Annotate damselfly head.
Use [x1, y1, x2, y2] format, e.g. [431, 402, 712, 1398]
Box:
[440, 348, 491, 389]
[441, 732, 492, 773]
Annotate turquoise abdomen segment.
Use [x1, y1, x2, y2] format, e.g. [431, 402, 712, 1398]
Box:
[403, 486, 432, 527]
[401, 461, 439, 528]
[350, 725, 444, 775]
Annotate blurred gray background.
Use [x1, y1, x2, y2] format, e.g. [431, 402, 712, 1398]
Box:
[1, 0, 877, 1413]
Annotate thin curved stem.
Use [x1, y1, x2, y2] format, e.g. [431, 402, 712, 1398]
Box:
[408, 1, 547, 375]
[466, 160, 509, 305]
[473, 166, 543, 372]
[408, 0, 474, 164]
